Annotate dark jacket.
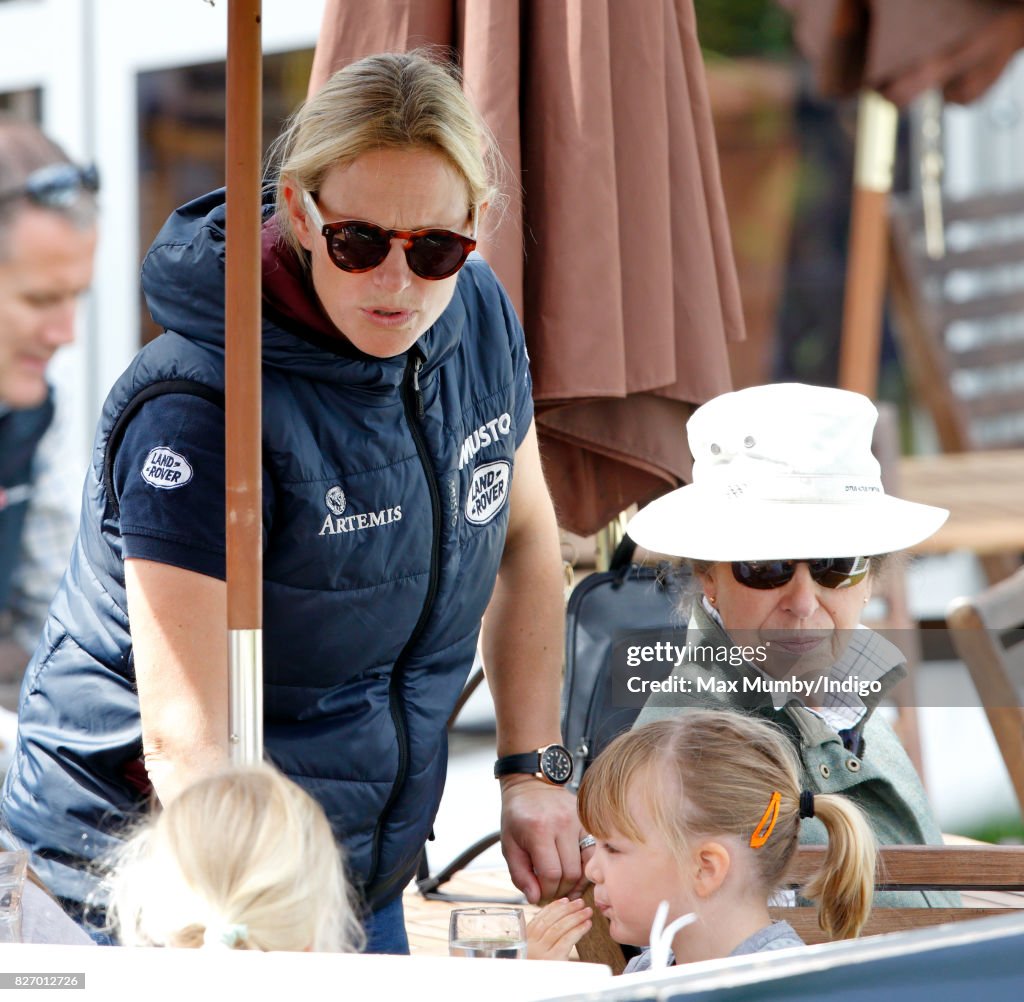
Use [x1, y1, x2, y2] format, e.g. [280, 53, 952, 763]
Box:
[2, 189, 532, 911]
[0, 397, 54, 615]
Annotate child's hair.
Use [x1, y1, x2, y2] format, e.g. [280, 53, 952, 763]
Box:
[104, 764, 365, 952]
[577, 712, 877, 940]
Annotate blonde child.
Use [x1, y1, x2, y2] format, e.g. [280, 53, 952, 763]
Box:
[527, 712, 876, 968]
[103, 764, 364, 953]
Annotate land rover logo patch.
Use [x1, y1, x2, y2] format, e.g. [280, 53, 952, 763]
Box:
[325, 485, 347, 516]
[466, 460, 510, 525]
[141, 447, 193, 489]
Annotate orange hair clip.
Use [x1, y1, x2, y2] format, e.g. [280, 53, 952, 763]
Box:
[749, 791, 781, 848]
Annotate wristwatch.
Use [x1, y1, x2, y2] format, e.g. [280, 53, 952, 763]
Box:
[494, 743, 574, 785]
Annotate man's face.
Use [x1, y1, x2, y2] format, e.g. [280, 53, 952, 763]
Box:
[0, 206, 96, 409]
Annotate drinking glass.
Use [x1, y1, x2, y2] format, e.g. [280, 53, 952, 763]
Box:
[448, 906, 527, 959]
[0, 851, 28, 944]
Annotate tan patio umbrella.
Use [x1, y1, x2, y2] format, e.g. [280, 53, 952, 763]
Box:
[225, 0, 264, 764]
[307, 0, 742, 537]
[780, 0, 1022, 396]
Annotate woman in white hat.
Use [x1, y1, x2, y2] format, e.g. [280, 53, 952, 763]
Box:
[629, 383, 953, 907]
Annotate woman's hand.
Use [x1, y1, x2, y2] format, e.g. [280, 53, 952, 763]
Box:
[499, 776, 587, 904]
[526, 897, 593, 961]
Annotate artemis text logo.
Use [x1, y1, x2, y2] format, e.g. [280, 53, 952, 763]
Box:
[319, 505, 402, 536]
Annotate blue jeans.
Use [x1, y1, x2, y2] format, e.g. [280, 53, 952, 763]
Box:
[61, 898, 116, 946]
[362, 896, 410, 955]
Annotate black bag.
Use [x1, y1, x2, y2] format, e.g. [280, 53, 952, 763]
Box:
[561, 534, 690, 788]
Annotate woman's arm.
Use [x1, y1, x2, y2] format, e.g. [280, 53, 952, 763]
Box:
[484, 421, 584, 904]
[125, 558, 230, 804]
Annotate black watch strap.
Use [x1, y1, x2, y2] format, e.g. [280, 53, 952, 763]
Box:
[494, 751, 542, 778]
[494, 743, 573, 785]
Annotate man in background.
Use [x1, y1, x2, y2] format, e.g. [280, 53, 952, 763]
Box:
[0, 117, 97, 703]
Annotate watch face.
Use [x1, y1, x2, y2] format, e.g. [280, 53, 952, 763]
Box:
[540, 745, 573, 784]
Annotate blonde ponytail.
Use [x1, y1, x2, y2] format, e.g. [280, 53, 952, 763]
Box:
[801, 793, 876, 940]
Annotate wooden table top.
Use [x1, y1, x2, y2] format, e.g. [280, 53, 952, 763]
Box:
[404, 863, 1023, 959]
[898, 449, 1024, 556]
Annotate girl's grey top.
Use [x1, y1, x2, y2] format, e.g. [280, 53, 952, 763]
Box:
[622, 919, 805, 973]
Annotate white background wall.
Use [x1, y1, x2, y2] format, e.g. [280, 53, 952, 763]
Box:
[0, 0, 324, 475]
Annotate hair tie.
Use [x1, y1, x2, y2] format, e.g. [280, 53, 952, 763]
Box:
[202, 922, 248, 949]
[749, 790, 781, 848]
[799, 790, 815, 819]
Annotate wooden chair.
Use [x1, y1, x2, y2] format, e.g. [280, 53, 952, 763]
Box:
[946, 566, 1024, 817]
[867, 402, 926, 779]
[775, 843, 1024, 945]
[888, 188, 1024, 583]
[576, 843, 1024, 970]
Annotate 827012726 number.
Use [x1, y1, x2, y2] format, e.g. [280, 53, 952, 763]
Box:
[0, 973, 84, 989]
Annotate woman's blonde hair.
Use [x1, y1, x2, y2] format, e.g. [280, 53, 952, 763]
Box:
[271, 48, 502, 256]
[578, 713, 877, 940]
[104, 764, 364, 953]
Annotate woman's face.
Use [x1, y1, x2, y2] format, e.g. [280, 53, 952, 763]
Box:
[700, 561, 872, 674]
[285, 147, 473, 358]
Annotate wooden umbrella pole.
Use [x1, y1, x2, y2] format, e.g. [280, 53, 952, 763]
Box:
[838, 90, 899, 398]
[225, 0, 264, 765]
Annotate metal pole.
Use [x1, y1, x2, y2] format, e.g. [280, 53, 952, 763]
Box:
[225, 0, 263, 764]
[838, 90, 899, 397]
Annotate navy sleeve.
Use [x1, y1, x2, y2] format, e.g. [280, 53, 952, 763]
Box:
[113, 393, 271, 580]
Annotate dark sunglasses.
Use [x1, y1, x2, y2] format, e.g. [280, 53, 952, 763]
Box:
[302, 190, 476, 280]
[0, 163, 100, 210]
[731, 556, 870, 591]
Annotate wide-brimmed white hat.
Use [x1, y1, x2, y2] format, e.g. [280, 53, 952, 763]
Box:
[626, 383, 948, 561]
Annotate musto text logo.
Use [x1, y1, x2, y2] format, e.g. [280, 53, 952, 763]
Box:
[466, 460, 510, 525]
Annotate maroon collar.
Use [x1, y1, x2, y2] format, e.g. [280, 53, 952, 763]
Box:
[261, 216, 363, 356]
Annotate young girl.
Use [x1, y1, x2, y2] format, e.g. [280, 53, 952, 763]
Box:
[527, 711, 877, 969]
[102, 764, 364, 953]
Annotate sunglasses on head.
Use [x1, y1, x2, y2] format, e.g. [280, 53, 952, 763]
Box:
[731, 556, 870, 591]
[301, 190, 477, 280]
[0, 163, 100, 210]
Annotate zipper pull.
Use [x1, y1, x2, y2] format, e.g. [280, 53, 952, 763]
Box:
[412, 354, 425, 420]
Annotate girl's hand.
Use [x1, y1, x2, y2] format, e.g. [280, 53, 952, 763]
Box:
[526, 896, 593, 961]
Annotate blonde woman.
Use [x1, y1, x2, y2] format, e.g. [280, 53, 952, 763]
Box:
[5, 50, 579, 952]
[104, 765, 363, 953]
[528, 713, 877, 967]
